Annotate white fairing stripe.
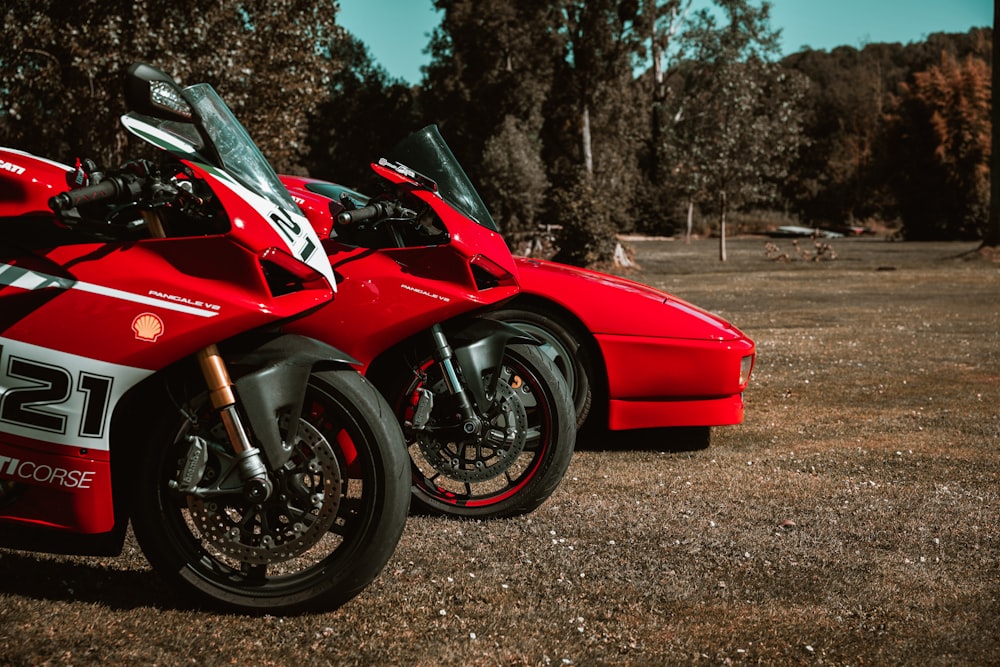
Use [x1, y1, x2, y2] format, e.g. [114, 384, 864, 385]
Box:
[0, 337, 153, 451]
[0, 263, 219, 317]
[119, 114, 200, 156]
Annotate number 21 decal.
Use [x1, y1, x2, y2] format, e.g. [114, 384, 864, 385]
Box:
[0, 345, 113, 439]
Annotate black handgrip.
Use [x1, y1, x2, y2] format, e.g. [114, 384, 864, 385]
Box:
[335, 200, 400, 225]
[49, 174, 144, 213]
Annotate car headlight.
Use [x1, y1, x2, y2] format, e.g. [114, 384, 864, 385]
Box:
[739, 354, 754, 387]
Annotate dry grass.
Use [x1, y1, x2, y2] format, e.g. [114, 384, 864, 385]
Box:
[2, 237, 998, 666]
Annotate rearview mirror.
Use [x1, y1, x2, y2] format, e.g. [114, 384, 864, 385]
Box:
[124, 62, 195, 123]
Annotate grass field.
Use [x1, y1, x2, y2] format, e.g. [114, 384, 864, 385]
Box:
[2, 237, 998, 665]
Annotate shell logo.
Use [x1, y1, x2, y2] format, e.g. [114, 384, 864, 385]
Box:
[132, 313, 164, 342]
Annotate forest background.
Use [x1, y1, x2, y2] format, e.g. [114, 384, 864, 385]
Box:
[1, 0, 994, 266]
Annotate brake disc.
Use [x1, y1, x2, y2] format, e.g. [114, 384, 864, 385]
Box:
[187, 416, 342, 565]
[417, 379, 528, 483]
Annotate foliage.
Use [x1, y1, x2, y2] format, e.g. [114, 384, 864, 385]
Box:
[545, 0, 650, 262]
[665, 0, 806, 259]
[888, 52, 991, 240]
[303, 33, 420, 187]
[0, 2, 992, 252]
[415, 0, 562, 241]
[781, 44, 906, 224]
[782, 28, 992, 239]
[548, 174, 619, 267]
[423, 0, 559, 178]
[0, 0, 340, 172]
[479, 115, 550, 236]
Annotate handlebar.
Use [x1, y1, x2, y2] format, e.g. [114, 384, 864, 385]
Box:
[48, 173, 145, 213]
[335, 200, 405, 226]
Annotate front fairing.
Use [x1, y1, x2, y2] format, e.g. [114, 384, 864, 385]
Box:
[370, 164, 521, 282]
[120, 83, 334, 290]
[0, 75, 336, 537]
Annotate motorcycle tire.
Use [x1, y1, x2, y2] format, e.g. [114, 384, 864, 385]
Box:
[386, 342, 575, 519]
[129, 368, 410, 614]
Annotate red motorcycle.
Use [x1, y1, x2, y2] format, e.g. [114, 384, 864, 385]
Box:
[0, 63, 410, 613]
[281, 126, 576, 519]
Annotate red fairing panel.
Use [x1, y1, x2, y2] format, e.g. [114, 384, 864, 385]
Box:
[0, 337, 151, 533]
[0, 434, 113, 533]
[0, 149, 70, 218]
[289, 243, 504, 371]
[0, 151, 332, 533]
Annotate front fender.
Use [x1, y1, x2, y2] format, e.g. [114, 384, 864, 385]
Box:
[228, 334, 359, 469]
[443, 318, 538, 411]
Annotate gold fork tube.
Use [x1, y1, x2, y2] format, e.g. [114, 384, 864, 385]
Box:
[196, 345, 252, 455]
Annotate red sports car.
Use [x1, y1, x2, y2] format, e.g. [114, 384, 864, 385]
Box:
[282, 176, 755, 440]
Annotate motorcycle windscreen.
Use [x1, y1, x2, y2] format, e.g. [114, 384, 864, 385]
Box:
[121, 83, 335, 291]
[384, 125, 499, 232]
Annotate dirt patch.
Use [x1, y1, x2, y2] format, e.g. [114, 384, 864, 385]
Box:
[2, 238, 998, 665]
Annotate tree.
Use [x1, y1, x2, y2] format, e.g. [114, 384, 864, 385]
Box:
[638, 0, 691, 188]
[422, 0, 558, 234]
[480, 115, 550, 238]
[303, 32, 420, 187]
[984, 6, 999, 249]
[889, 51, 991, 240]
[779, 29, 992, 234]
[547, 0, 650, 266]
[1, 0, 341, 172]
[781, 44, 905, 226]
[423, 0, 558, 177]
[670, 0, 805, 260]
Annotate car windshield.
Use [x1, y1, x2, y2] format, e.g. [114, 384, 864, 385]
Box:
[382, 125, 499, 232]
[125, 83, 299, 218]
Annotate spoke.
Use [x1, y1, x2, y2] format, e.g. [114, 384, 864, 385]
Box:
[523, 425, 542, 450]
[242, 562, 267, 582]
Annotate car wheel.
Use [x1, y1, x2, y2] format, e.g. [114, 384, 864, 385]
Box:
[489, 303, 596, 430]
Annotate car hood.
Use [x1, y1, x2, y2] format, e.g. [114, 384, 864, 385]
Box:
[514, 257, 747, 342]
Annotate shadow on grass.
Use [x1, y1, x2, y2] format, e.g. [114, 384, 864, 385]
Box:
[575, 425, 711, 452]
[0, 549, 188, 611]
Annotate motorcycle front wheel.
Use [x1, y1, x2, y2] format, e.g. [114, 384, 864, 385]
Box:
[387, 343, 575, 519]
[129, 368, 409, 614]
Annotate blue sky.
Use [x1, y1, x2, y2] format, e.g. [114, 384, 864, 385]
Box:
[337, 0, 992, 85]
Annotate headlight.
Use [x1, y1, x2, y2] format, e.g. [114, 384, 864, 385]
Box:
[739, 354, 755, 387]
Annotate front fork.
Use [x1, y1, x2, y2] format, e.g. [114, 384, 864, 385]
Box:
[144, 210, 273, 503]
[426, 324, 482, 436]
[415, 319, 537, 435]
[195, 345, 274, 502]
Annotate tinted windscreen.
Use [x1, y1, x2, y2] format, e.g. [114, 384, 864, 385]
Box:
[384, 125, 498, 232]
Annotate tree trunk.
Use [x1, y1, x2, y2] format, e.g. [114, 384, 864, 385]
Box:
[719, 190, 728, 262]
[685, 198, 694, 243]
[984, 5, 1000, 248]
[649, 0, 665, 182]
[582, 104, 594, 177]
